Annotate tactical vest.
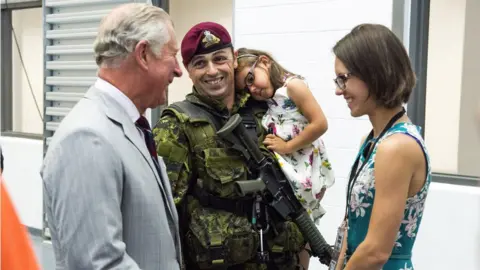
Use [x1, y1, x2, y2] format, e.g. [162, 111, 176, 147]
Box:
[162, 99, 305, 269]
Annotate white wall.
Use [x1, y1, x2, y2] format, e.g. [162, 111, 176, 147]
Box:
[234, 0, 480, 269]
[412, 183, 480, 270]
[1, 137, 44, 229]
[168, 0, 233, 103]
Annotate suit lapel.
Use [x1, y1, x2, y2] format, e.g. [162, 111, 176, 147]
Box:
[85, 87, 175, 220]
[157, 157, 178, 224]
[157, 157, 182, 261]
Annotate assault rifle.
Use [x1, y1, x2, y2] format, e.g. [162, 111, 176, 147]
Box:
[217, 113, 333, 266]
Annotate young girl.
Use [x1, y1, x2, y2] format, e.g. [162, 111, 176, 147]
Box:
[234, 48, 335, 225]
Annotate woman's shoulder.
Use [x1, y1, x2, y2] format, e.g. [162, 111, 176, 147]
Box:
[375, 122, 428, 170]
[380, 122, 424, 148]
[382, 123, 427, 152]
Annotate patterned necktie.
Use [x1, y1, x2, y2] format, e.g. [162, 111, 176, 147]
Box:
[136, 116, 174, 225]
[135, 116, 158, 160]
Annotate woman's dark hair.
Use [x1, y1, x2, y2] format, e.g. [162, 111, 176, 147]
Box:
[333, 23, 416, 108]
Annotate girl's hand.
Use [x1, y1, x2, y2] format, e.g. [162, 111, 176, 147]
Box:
[263, 134, 292, 154]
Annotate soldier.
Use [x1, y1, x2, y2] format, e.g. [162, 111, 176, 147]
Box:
[153, 22, 310, 269]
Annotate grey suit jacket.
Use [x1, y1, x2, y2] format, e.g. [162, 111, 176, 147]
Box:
[41, 86, 181, 270]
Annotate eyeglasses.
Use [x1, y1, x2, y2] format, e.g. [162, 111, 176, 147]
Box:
[334, 72, 353, 90]
[244, 59, 258, 90]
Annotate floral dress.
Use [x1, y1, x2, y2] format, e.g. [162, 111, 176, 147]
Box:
[262, 76, 335, 224]
[346, 122, 431, 270]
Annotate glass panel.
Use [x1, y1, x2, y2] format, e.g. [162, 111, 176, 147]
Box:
[424, 0, 480, 178]
[11, 7, 44, 135]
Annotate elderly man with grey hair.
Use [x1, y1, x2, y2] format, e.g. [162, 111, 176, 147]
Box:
[41, 3, 183, 270]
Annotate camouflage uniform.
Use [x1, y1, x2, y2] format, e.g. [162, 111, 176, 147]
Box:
[153, 88, 306, 269]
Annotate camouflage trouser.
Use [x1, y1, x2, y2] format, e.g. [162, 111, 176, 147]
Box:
[185, 253, 304, 270]
[242, 258, 303, 270]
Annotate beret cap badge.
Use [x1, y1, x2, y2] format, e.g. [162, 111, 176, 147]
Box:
[201, 30, 221, 48]
[181, 22, 232, 67]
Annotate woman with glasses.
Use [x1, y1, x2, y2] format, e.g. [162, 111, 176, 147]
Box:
[235, 47, 336, 269]
[331, 24, 431, 270]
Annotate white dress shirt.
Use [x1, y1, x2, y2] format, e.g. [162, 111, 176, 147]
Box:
[94, 78, 146, 140]
[95, 78, 140, 123]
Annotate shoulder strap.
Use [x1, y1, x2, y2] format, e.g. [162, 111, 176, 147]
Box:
[281, 75, 309, 101]
[380, 123, 430, 177]
[283, 75, 307, 87]
[167, 101, 222, 131]
[238, 107, 258, 138]
[167, 100, 262, 139]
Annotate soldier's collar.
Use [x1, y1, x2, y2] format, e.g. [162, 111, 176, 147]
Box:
[188, 87, 251, 114]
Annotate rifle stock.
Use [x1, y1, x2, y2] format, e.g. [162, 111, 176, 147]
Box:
[236, 179, 266, 196]
[217, 114, 333, 266]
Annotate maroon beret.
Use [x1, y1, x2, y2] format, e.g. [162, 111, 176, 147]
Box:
[181, 22, 233, 67]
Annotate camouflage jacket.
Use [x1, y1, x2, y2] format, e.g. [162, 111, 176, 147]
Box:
[152, 88, 305, 269]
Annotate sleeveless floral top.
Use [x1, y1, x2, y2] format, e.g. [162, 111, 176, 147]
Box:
[346, 122, 431, 270]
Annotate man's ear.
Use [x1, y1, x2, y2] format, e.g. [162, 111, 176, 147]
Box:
[233, 49, 239, 69]
[134, 40, 149, 71]
[188, 69, 194, 81]
[185, 62, 194, 76]
[186, 64, 195, 81]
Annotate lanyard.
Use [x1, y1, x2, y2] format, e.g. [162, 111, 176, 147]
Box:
[344, 107, 406, 218]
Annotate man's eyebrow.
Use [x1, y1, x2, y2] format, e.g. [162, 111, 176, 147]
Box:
[190, 55, 205, 62]
[190, 50, 229, 62]
[212, 50, 228, 56]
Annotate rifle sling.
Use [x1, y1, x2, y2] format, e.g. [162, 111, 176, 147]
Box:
[168, 100, 259, 148]
[191, 185, 255, 218]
